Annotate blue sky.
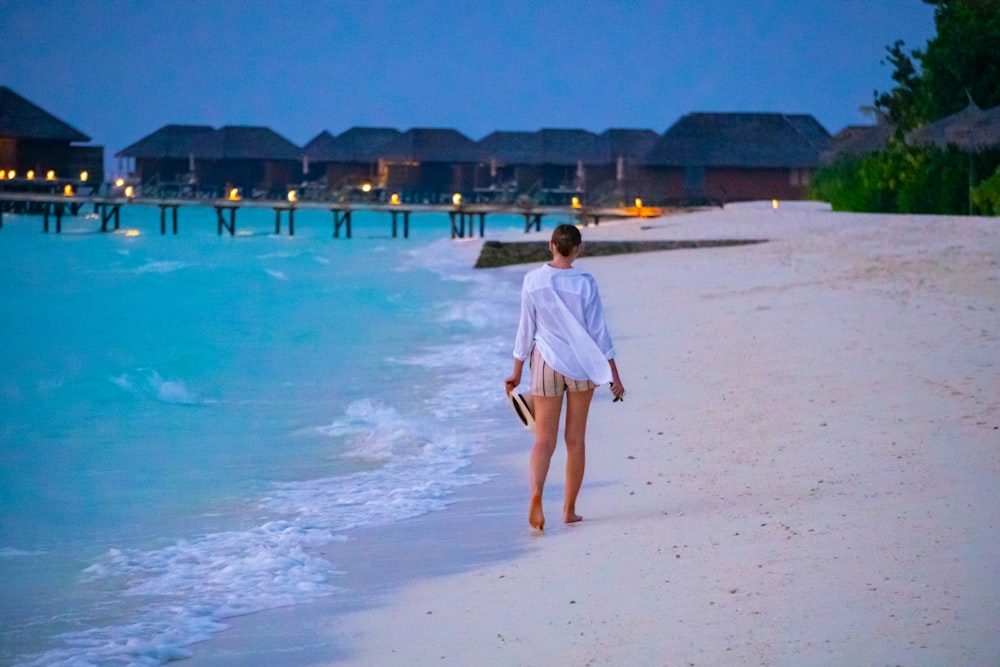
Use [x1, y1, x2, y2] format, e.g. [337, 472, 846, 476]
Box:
[2, 0, 936, 172]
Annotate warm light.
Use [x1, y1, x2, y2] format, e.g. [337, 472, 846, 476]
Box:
[27, 170, 35, 180]
[115, 177, 125, 187]
[124, 185, 135, 198]
[46, 170, 55, 181]
[772, 199, 779, 209]
[80, 171, 88, 182]
[7, 170, 15, 180]
[63, 184, 74, 196]
[125, 229, 140, 237]
[571, 196, 581, 209]
[390, 193, 400, 205]
[361, 183, 372, 193]
[0, 170, 5, 179]
[287, 189, 297, 203]
[228, 188, 241, 201]
[635, 198, 643, 208]
[452, 193, 462, 206]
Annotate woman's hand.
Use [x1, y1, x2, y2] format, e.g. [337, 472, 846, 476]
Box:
[610, 379, 625, 402]
[608, 359, 625, 402]
[505, 359, 525, 395]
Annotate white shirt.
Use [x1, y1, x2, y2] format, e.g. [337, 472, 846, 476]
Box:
[513, 264, 615, 385]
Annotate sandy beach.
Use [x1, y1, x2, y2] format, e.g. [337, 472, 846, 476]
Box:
[192, 202, 999, 666]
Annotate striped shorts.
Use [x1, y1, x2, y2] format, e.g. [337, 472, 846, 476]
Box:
[530, 347, 596, 397]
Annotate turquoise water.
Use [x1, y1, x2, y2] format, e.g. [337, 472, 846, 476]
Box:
[0, 205, 531, 665]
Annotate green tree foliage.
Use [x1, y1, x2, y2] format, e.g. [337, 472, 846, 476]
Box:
[972, 165, 1000, 214]
[917, 0, 1000, 121]
[812, 0, 1000, 214]
[813, 144, 969, 214]
[875, 0, 1000, 130]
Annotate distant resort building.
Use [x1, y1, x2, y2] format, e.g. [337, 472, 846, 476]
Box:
[0, 86, 104, 187]
[117, 112, 835, 205]
[643, 113, 832, 203]
[821, 123, 894, 163]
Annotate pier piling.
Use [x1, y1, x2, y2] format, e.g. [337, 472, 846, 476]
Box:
[391, 210, 410, 238]
[274, 207, 295, 236]
[215, 205, 237, 236]
[332, 208, 352, 238]
[159, 204, 179, 235]
[99, 204, 121, 232]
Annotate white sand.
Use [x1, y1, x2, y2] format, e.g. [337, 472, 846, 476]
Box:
[323, 203, 1000, 665]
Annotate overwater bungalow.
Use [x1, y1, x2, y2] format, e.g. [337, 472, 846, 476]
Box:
[643, 112, 831, 204]
[375, 128, 481, 203]
[593, 128, 661, 204]
[118, 125, 301, 197]
[302, 126, 400, 197]
[476, 129, 611, 204]
[0, 86, 104, 187]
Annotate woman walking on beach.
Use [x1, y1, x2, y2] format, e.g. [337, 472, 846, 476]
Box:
[505, 224, 625, 530]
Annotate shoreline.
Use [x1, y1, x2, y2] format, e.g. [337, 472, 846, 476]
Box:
[191, 202, 1000, 665]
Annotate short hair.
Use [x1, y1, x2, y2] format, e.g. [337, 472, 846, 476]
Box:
[550, 223, 582, 257]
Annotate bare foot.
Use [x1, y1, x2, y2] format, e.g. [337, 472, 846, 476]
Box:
[564, 505, 583, 524]
[529, 494, 545, 530]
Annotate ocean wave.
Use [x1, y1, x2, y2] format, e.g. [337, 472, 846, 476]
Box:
[111, 370, 202, 406]
[135, 261, 187, 274]
[17, 400, 487, 667]
[20, 523, 342, 667]
[317, 399, 429, 462]
[0, 548, 47, 558]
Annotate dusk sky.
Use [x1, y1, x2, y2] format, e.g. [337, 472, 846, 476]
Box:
[3, 1, 936, 175]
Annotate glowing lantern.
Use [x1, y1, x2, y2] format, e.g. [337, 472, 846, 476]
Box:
[772, 199, 779, 209]
[287, 189, 297, 203]
[46, 170, 55, 181]
[228, 188, 240, 201]
[27, 170, 35, 180]
[115, 178, 125, 187]
[80, 171, 88, 182]
[390, 193, 400, 205]
[452, 193, 462, 206]
[571, 196, 581, 209]
[124, 185, 135, 198]
[635, 198, 643, 208]
[0, 170, 5, 179]
[361, 183, 372, 193]
[63, 184, 74, 196]
[7, 170, 15, 180]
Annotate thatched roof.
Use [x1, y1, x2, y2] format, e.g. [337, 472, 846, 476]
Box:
[822, 124, 894, 162]
[599, 128, 660, 160]
[217, 126, 300, 160]
[377, 128, 480, 162]
[478, 131, 538, 164]
[0, 86, 90, 142]
[907, 102, 1000, 151]
[118, 125, 301, 160]
[645, 113, 831, 168]
[117, 125, 217, 159]
[537, 129, 607, 165]
[479, 129, 609, 166]
[304, 127, 400, 162]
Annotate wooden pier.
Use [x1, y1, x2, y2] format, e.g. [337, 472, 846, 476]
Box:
[0, 193, 661, 238]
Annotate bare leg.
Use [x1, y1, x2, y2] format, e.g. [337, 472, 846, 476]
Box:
[529, 394, 563, 530]
[563, 387, 594, 523]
